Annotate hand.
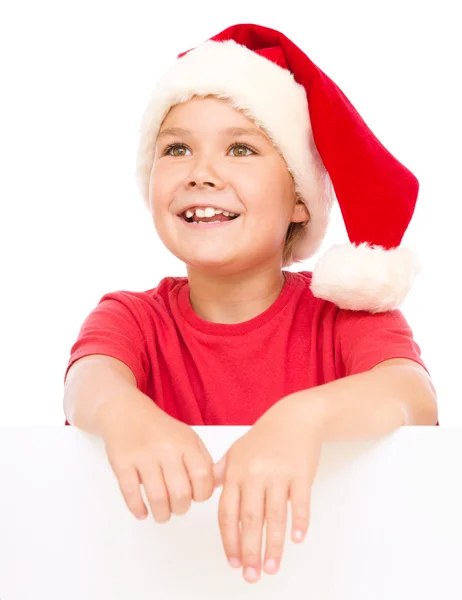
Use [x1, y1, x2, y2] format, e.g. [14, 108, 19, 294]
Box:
[100, 390, 216, 522]
[213, 393, 325, 583]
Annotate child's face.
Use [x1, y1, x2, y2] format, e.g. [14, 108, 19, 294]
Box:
[149, 96, 305, 274]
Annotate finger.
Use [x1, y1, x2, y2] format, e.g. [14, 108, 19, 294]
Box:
[263, 482, 289, 575]
[183, 448, 214, 502]
[162, 458, 193, 516]
[112, 461, 148, 521]
[140, 462, 171, 523]
[289, 477, 312, 543]
[240, 481, 265, 583]
[217, 480, 241, 569]
[195, 434, 214, 466]
[213, 455, 226, 488]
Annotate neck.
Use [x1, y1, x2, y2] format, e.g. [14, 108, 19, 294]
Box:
[186, 265, 287, 324]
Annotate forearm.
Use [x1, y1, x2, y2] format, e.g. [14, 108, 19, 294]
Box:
[64, 356, 157, 437]
[287, 363, 438, 442]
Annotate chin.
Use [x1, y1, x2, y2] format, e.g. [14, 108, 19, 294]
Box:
[186, 254, 235, 270]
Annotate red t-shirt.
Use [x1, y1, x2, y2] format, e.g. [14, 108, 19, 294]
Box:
[64, 270, 434, 426]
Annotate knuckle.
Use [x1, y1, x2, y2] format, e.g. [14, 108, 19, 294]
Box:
[266, 537, 284, 553]
[266, 508, 286, 525]
[118, 475, 139, 497]
[147, 490, 168, 505]
[293, 513, 310, 528]
[119, 479, 139, 496]
[170, 487, 191, 503]
[247, 458, 283, 480]
[218, 509, 233, 527]
[156, 440, 176, 456]
[120, 487, 144, 515]
[293, 505, 310, 522]
[241, 509, 260, 526]
[224, 472, 239, 487]
[113, 461, 134, 479]
[191, 466, 211, 481]
[124, 495, 143, 512]
[247, 462, 266, 478]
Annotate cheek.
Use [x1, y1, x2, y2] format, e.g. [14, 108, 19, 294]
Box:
[239, 163, 292, 210]
[149, 162, 179, 206]
[233, 163, 275, 196]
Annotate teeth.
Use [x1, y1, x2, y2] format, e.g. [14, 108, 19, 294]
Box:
[184, 206, 238, 219]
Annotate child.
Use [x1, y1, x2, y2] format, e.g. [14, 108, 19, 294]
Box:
[63, 23, 438, 584]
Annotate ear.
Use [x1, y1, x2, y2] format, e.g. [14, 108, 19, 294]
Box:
[291, 198, 310, 224]
[213, 454, 227, 488]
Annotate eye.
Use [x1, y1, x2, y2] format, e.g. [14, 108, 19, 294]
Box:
[164, 143, 191, 157]
[228, 143, 256, 157]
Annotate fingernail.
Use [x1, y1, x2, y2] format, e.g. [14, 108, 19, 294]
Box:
[244, 567, 259, 582]
[229, 557, 241, 568]
[293, 529, 304, 542]
[264, 558, 277, 573]
[138, 512, 148, 520]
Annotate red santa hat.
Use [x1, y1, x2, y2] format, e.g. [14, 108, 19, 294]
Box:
[135, 23, 421, 313]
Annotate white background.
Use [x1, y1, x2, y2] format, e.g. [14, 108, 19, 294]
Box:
[1, 427, 461, 599]
[1, 0, 460, 426]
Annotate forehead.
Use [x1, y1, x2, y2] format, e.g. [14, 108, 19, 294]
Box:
[158, 96, 272, 143]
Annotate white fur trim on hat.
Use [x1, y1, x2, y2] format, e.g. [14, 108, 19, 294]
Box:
[310, 242, 422, 313]
[135, 39, 335, 262]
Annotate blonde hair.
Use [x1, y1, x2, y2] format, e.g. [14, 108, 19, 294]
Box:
[282, 182, 310, 268]
[282, 220, 308, 268]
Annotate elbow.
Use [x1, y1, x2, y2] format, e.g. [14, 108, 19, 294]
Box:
[63, 394, 74, 426]
[420, 371, 439, 425]
[425, 392, 439, 426]
[412, 375, 439, 426]
[390, 363, 439, 426]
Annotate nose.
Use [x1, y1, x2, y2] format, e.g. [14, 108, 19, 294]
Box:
[185, 158, 225, 190]
[188, 179, 215, 189]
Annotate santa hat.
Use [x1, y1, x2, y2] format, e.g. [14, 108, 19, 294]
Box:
[135, 23, 421, 313]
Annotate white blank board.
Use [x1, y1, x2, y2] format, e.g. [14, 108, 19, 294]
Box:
[0, 426, 461, 599]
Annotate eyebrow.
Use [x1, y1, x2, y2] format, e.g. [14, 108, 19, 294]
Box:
[156, 126, 269, 142]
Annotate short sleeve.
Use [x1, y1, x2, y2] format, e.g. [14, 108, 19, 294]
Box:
[64, 292, 150, 392]
[333, 308, 430, 378]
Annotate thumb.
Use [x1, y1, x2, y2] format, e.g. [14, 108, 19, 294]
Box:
[213, 454, 227, 488]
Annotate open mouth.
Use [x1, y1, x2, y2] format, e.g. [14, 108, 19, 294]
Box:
[180, 211, 240, 225]
[177, 215, 241, 230]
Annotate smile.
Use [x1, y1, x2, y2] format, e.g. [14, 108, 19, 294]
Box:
[177, 215, 241, 230]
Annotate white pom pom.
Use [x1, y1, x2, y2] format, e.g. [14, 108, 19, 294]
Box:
[310, 242, 422, 312]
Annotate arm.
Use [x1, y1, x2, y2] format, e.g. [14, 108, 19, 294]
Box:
[63, 354, 161, 437]
[286, 358, 438, 442]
